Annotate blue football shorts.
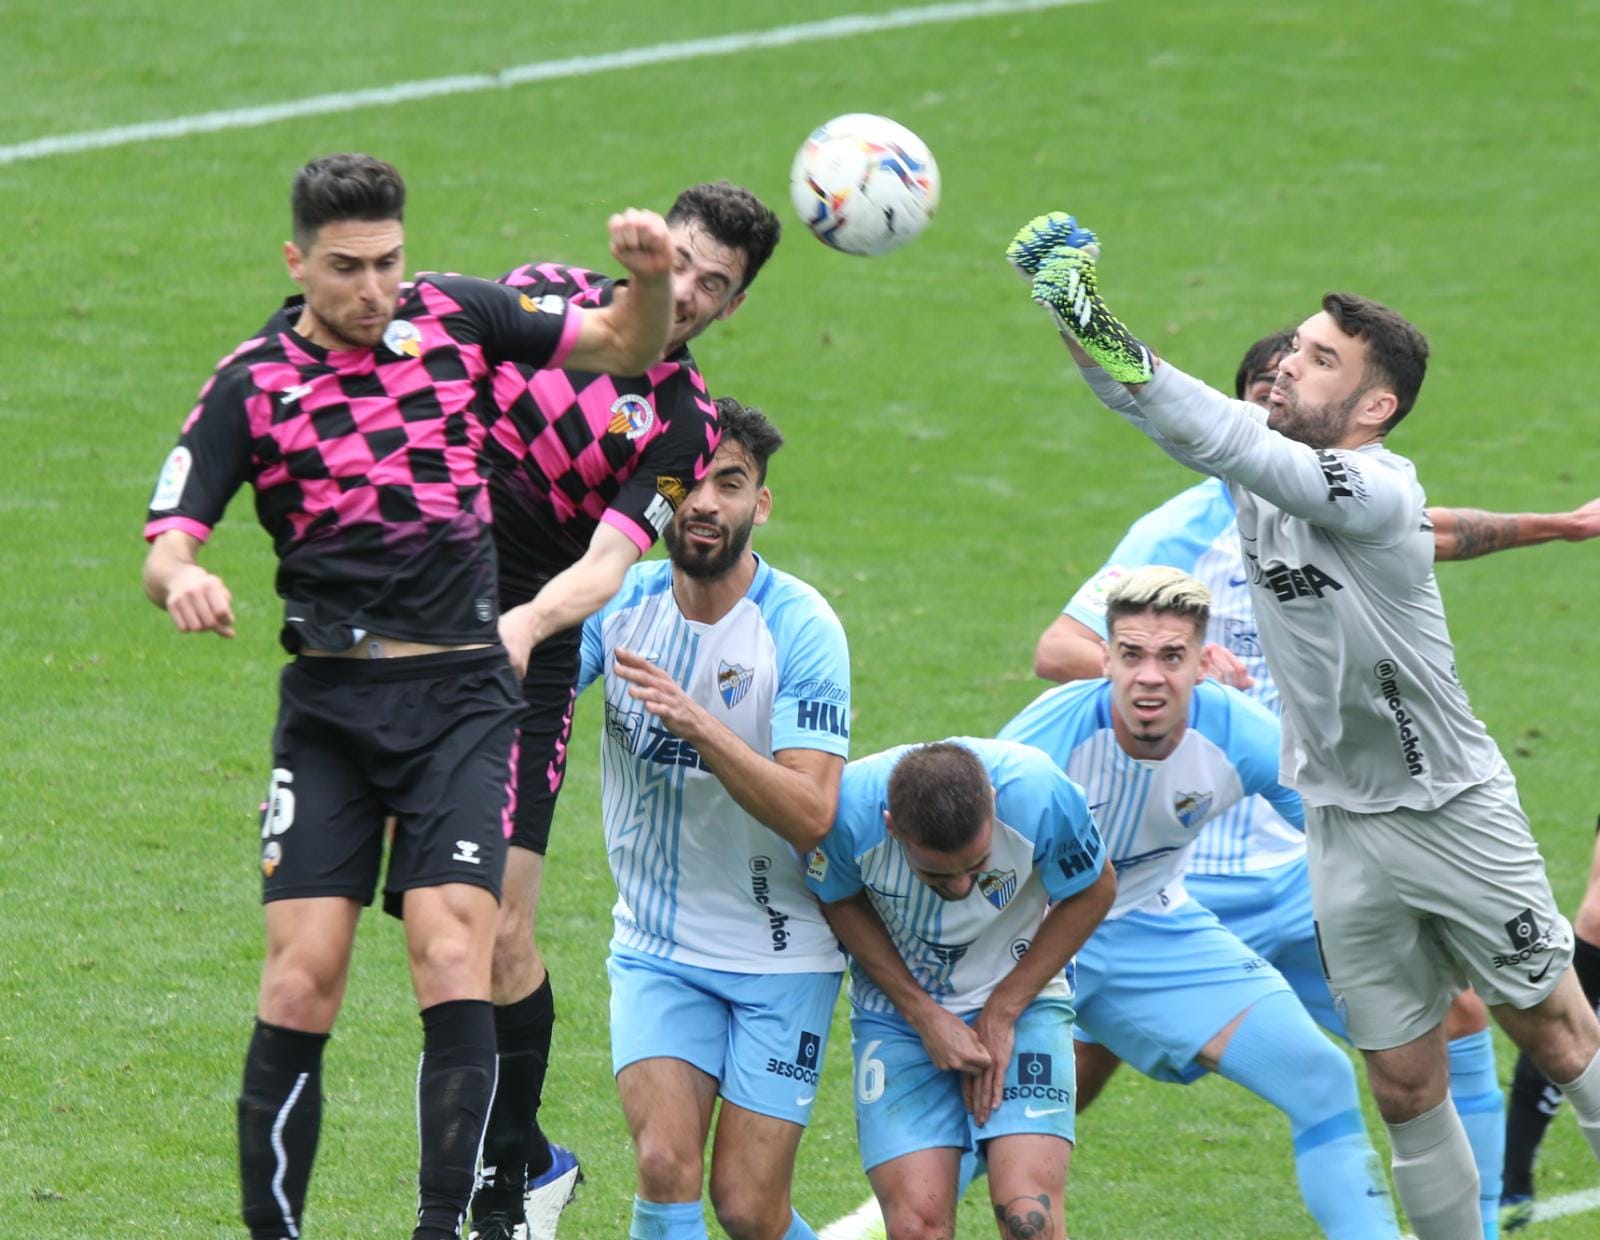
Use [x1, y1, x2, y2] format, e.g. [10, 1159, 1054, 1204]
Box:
[607, 943, 843, 1125]
[850, 995, 1077, 1172]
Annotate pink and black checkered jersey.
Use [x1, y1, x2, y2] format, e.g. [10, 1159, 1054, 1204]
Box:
[144, 274, 583, 652]
[483, 262, 722, 608]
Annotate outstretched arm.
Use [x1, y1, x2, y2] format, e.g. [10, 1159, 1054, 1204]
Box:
[561, 209, 675, 375]
[499, 522, 641, 677]
[1430, 500, 1600, 561]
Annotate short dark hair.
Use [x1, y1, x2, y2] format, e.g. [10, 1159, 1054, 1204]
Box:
[1320, 292, 1429, 432]
[713, 396, 784, 484]
[887, 743, 992, 853]
[1234, 328, 1296, 399]
[667, 182, 781, 292]
[291, 153, 406, 252]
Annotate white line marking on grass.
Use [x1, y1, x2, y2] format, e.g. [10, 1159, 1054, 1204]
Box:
[819, 1195, 884, 1240]
[0, 0, 1104, 167]
[1397, 1183, 1600, 1239]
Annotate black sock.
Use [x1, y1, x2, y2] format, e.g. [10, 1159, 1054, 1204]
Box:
[238, 1019, 328, 1240]
[1573, 934, 1600, 1007]
[414, 999, 497, 1240]
[1503, 1046, 1567, 1197]
[482, 975, 556, 1197]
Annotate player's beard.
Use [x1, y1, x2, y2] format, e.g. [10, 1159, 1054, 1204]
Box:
[1267, 381, 1364, 450]
[666, 510, 755, 580]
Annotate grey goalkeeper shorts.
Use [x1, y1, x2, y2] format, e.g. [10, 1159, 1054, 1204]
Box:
[1305, 761, 1572, 1050]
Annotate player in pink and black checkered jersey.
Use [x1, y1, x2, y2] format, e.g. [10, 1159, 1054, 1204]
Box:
[140, 151, 675, 1240]
[464, 182, 783, 1240]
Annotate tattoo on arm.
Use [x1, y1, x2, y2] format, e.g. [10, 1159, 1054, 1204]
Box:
[995, 1193, 1055, 1238]
[1439, 508, 1520, 561]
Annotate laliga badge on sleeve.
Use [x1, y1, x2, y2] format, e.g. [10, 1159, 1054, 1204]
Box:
[150, 446, 192, 511]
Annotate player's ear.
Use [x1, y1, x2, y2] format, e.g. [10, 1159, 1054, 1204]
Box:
[1355, 388, 1397, 433]
[716, 290, 747, 323]
[882, 809, 897, 839]
[753, 484, 772, 527]
[284, 240, 306, 284]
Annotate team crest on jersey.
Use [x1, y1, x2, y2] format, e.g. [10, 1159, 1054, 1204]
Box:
[718, 661, 754, 708]
[608, 393, 655, 440]
[977, 867, 1018, 910]
[261, 840, 283, 877]
[519, 292, 567, 315]
[1174, 791, 1213, 829]
[381, 318, 423, 358]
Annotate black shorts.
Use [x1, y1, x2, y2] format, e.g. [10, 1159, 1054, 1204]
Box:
[508, 621, 583, 855]
[261, 647, 522, 918]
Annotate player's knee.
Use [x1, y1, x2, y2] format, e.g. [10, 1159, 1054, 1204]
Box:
[709, 1180, 789, 1240]
[257, 960, 343, 1028]
[1443, 988, 1488, 1038]
[881, 1207, 955, 1240]
[633, 1137, 702, 1201]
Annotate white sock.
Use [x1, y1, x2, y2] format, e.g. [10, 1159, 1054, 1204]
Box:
[1557, 1047, 1600, 1163]
[1386, 1098, 1484, 1240]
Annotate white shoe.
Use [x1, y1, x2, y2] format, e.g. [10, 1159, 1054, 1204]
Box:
[523, 1144, 582, 1240]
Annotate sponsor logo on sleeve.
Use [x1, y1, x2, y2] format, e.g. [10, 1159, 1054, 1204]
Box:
[806, 848, 829, 882]
[150, 446, 192, 511]
[1316, 449, 1367, 502]
[519, 292, 567, 315]
[656, 475, 687, 508]
[381, 318, 423, 357]
[1070, 564, 1127, 618]
[643, 492, 674, 534]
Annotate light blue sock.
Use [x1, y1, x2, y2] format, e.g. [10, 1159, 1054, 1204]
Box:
[1216, 990, 1399, 1240]
[1449, 1029, 1504, 1240]
[782, 1208, 818, 1240]
[630, 1196, 708, 1240]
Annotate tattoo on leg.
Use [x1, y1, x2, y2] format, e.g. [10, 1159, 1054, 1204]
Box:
[994, 1193, 1054, 1238]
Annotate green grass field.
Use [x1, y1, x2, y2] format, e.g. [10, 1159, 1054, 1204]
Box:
[4, 0, 1600, 1235]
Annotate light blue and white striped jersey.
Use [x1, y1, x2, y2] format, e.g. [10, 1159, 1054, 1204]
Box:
[1061, 476, 1303, 875]
[999, 680, 1303, 919]
[805, 738, 1106, 1017]
[578, 554, 849, 974]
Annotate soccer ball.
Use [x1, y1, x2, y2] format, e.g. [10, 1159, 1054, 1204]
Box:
[789, 113, 940, 256]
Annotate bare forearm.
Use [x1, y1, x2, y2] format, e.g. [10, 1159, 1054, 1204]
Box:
[1432, 507, 1572, 561]
[823, 895, 943, 1026]
[687, 724, 840, 852]
[1034, 617, 1106, 683]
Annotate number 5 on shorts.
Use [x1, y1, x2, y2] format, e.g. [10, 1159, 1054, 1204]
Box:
[856, 1038, 885, 1104]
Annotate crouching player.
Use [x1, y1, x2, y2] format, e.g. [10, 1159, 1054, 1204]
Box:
[805, 740, 1116, 1239]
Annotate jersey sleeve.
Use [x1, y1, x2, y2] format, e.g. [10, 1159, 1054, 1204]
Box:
[143, 365, 255, 543]
[600, 367, 721, 554]
[497, 262, 615, 308]
[805, 816, 865, 903]
[1128, 363, 1418, 542]
[770, 593, 852, 758]
[1030, 763, 1108, 902]
[1220, 689, 1306, 829]
[429, 274, 585, 373]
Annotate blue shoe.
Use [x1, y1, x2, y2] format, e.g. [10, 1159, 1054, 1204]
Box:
[523, 1144, 582, 1240]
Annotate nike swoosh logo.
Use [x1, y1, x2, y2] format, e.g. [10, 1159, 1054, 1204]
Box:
[1528, 957, 1554, 985]
[796, 1094, 814, 1106]
[1023, 1104, 1069, 1118]
[1087, 801, 1110, 813]
[1228, 576, 1249, 588]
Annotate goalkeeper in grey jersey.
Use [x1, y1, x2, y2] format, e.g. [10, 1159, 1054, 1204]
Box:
[1005, 212, 1600, 1240]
